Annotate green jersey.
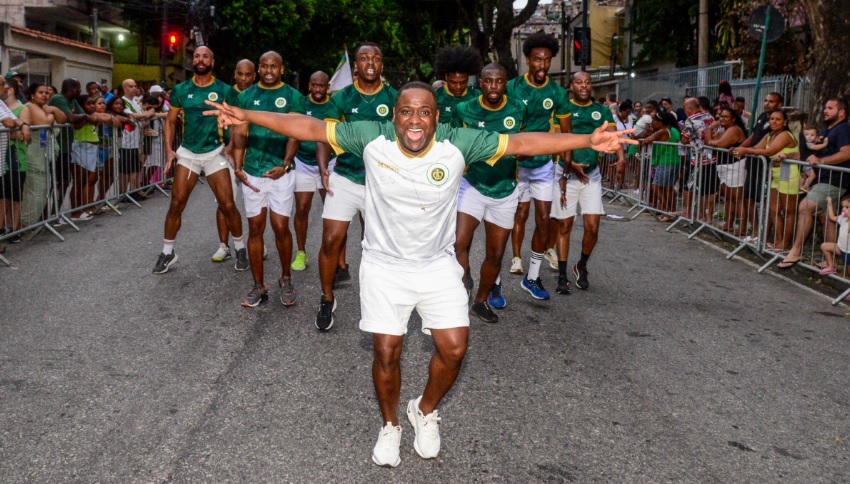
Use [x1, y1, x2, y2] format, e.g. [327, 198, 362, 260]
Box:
[506, 74, 570, 168]
[236, 82, 304, 178]
[170, 76, 232, 154]
[296, 94, 335, 165]
[434, 84, 480, 125]
[222, 84, 246, 144]
[324, 82, 397, 185]
[568, 99, 615, 173]
[11, 105, 26, 172]
[452, 95, 527, 199]
[47, 94, 84, 155]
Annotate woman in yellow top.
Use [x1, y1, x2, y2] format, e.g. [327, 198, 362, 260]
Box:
[733, 110, 799, 251]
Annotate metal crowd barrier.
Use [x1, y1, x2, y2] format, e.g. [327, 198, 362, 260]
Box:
[598, 145, 642, 209]
[0, 116, 177, 267]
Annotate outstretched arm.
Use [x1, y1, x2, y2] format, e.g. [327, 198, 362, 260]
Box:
[204, 101, 328, 144]
[504, 121, 635, 158]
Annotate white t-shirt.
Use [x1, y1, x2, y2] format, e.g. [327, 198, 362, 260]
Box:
[121, 97, 143, 149]
[634, 114, 652, 137]
[838, 215, 849, 253]
[328, 121, 505, 269]
[0, 100, 18, 174]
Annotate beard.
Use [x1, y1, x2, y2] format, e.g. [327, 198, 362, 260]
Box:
[193, 63, 211, 75]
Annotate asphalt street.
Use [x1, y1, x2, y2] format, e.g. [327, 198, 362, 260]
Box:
[1, 186, 849, 483]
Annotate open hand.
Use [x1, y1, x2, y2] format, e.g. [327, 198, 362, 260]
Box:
[203, 101, 248, 129]
[589, 122, 636, 153]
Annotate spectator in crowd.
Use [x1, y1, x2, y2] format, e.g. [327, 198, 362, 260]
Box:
[100, 80, 109, 96]
[5, 72, 25, 103]
[48, 78, 93, 220]
[818, 195, 850, 276]
[20, 82, 65, 227]
[641, 111, 681, 219]
[718, 80, 734, 107]
[680, 97, 717, 221]
[0, 76, 25, 251]
[779, 98, 850, 269]
[733, 96, 751, 127]
[85, 81, 100, 98]
[705, 106, 747, 234]
[739, 92, 784, 239]
[798, 124, 826, 193]
[118, 79, 154, 199]
[634, 101, 643, 116]
[141, 92, 168, 193]
[94, 95, 126, 211]
[69, 94, 112, 221]
[46, 85, 57, 98]
[2, 79, 29, 240]
[633, 100, 658, 140]
[611, 100, 634, 189]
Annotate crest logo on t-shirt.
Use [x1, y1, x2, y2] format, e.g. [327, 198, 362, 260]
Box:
[504, 116, 516, 129]
[376, 104, 390, 117]
[208, 92, 219, 102]
[275, 97, 287, 108]
[543, 98, 554, 110]
[427, 163, 449, 186]
[591, 111, 602, 121]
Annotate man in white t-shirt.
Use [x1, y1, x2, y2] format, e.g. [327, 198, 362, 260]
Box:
[204, 83, 632, 468]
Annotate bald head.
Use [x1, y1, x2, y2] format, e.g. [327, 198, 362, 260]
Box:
[683, 97, 700, 116]
[233, 59, 256, 91]
[310, 71, 329, 84]
[235, 59, 254, 71]
[308, 71, 330, 102]
[196, 46, 214, 59]
[480, 63, 506, 78]
[259, 51, 283, 65]
[121, 79, 139, 98]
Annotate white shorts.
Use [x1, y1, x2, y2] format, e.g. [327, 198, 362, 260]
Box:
[551, 164, 605, 219]
[241, 171, 295, 218]
[177, 152, 229, 176]
[294, 156, 336, 192]
[716, 160, 747, 188]
[322, 172, 365, 222]
[457, 178, 518, 230]
[359, 255, 469, 336]
[517, 161, 555, 203]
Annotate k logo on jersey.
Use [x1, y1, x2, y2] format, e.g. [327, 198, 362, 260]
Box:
[426, 163, 449, 186]
[208, 92, 219, 102]
[542, 98, 553, 110]
[376, 104, 390, 117]
[503, 116, 516, 129]
[275, 97, 287, 108]
[591, 111, 602, 121]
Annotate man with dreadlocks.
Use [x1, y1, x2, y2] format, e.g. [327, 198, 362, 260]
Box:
[433, 45, 482, 125]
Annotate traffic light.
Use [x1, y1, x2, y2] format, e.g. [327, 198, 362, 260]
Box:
[162, 31, 178, 60]
[573, 27, 591, 66]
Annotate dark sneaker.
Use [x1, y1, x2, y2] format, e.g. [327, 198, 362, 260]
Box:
[573, 264, 589, 290]
[152, 252, 178, 274]
[315, 297, 337, 331]
[334, 266, 351, 288]
[242, 283, 268, 308]
[470, 301, 499, 323]
[234, 248, 249, 271]
[279, 276, 296, 307]
[556, 274, 572, 295]
[487, 282, 506, 309]
[520, 276, 550, 300]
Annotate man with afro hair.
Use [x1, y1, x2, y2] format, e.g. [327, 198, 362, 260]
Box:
[433, 45, 483, 124]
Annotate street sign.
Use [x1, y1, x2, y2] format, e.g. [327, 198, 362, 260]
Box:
[748, 5, 785, 43]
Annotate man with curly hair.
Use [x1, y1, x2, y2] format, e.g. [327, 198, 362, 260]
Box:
[433, 45, 482, 125]
[507, 32, 572, 301]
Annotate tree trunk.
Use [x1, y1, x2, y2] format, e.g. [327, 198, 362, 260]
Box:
[803, 0, 850, 122]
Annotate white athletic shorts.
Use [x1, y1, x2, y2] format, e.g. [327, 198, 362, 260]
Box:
[359, 255, 469, 336]
[517, 161, 555, 203]
[294, 156, 336, 192]
[457, 178, 519, 230]
[551, 164, 605, 219]
[322, 172, 365, 222]
[176, 146, 229, 177]
[241, 171, 295, 218]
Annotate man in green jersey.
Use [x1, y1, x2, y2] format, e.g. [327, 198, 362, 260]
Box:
[506, 32, 572, 301]
[231, 51, 303, 307]
[433, 45, 482, 125]
[315, 42, 397, 331]
[553, 71, 625, 293]
[206, 82, 631, 467]
[287, 71, 334, 273]
[452, 63, 527, 323]
[154, 46, 243, 274]
[212, 59, 255, 264]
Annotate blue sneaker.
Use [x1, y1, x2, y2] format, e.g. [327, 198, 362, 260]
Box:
[521, 277, 550, 300]
[487, 282, 506, 309]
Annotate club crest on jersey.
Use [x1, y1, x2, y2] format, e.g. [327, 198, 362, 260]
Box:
[426, 163, 449, 186]
[503, 116, 516, 129]
[208, 92, 219, 102]
[542, 98, 553, 110]
[376, 104, 390, 117]
[275, 97, 287, 108]
[591, 111, 602, 121]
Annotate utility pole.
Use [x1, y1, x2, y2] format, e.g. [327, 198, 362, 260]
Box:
[698, 0, 708, 66]
[160, 1, 168, 86]
[581, 0, 588, 71]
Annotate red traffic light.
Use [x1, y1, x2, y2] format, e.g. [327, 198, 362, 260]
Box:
[169, 33, 177, 45]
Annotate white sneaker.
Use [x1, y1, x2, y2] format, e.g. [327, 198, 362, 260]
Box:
[371, 422, 402, 467]
[212, 245, 231, 262]
[406, 396, 441, 459]
[510, 256, 524, 275]
[544, 248, 558, 270]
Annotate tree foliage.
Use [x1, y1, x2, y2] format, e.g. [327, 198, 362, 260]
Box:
[630, 0, 725, 67]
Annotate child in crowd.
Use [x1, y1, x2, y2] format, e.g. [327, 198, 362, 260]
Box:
[799, 125, 826, 193]
[819, 195, 850, 276]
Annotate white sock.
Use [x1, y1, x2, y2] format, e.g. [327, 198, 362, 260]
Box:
[232, 236, 245, 251]
[528, 251, 543, 280]
[219, 242, 228, 249]
[495, 274, 501, 285]
[162, 239, 175, 255]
